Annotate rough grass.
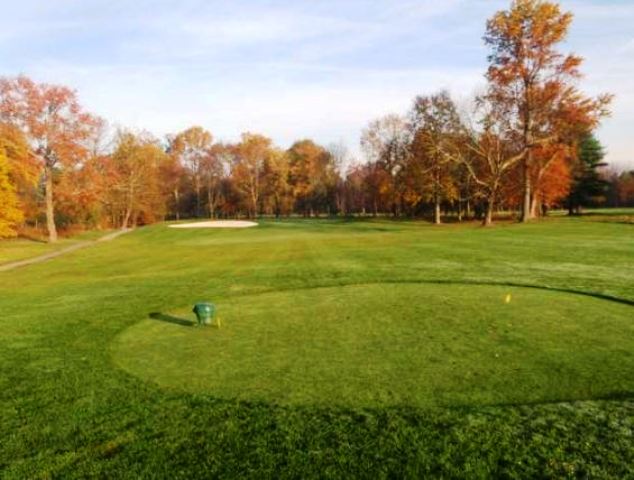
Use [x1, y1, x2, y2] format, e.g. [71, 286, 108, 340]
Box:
[1, 215, 633, 478]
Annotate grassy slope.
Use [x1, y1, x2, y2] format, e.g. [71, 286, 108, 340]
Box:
[1, 217, 633, 478]
[0, 230, 105, 265]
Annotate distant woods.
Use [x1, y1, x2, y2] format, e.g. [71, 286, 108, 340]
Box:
[0, 0, 627, 241]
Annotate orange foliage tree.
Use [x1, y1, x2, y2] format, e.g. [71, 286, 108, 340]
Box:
[484, 0, 611, 222]
[169, 127, 213, 218]
[0, 76, 102, 241]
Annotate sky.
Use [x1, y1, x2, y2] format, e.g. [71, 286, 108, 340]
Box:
[1, 0, 632, 169]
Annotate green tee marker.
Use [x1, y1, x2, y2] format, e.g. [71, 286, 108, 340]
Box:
[192, 302, 216, 326]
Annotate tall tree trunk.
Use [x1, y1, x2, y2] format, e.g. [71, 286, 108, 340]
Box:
[457, 194, 463, 223]
[195, 177, 201, 218]
[207, 188, 215, 219]
[521, 82, 534, 223]
[434, 198, 441, 225]
[122, 208, 132, 230]
[483, 192, 496, 227]
[434, 169, 441, 225]
[521, 156, 532, 222]
[122, 184, 134, 229]
[530, 194, 540, 218]
[174, 188, 180, 221]
[44, 164, 58, 243]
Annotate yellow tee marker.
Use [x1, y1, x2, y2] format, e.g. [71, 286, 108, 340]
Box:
[505, 293, 512, 304]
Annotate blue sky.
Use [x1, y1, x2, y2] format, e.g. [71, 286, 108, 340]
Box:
[1, 0, 632, 168]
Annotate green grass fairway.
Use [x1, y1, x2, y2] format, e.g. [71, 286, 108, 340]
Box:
[114, 283, 634, 408]
[1, 216, 634, 478]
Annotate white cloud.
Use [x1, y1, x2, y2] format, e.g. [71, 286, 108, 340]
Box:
[2, 0, 632, 168]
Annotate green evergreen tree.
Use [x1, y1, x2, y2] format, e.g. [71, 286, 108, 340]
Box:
[567, 134, 607, 214]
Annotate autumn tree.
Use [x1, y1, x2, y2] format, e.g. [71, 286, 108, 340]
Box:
[0, 76, 101, 241]
[169, 127, 213, 218]
[106, 131, 169, 229]
[160, 151, 187, 221]
[361, 115, 410, 217]
[613, 171, 634, 207]
[288, 139, 337, 216]
[327, 142, 351, 215]
[484, 0, 611, 222]
[343, 163, 369, 216]
[459, 105, 520, 225]
[202, 143, 228, 218]
[409, 92, 463, 224]
[232, 133, 272, 218]
[262, 149, 292, 217]
[0, 124, 32, 237]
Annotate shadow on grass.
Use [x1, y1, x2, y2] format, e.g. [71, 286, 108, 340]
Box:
[149, 312, 195, 327]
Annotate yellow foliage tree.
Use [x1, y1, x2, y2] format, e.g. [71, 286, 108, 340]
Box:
[0, 152, 23, 238]
[0, 124, 32, 238]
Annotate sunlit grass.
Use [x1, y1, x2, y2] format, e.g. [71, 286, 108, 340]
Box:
[1, 216, 633, 477]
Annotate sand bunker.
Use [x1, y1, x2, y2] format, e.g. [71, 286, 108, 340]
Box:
[169, 220, 258, 229]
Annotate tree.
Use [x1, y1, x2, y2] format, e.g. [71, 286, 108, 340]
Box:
[160, 151, 187, 221]
[0, 123, 40, 237]
[0, 125, 32, 237]
[615, 171, 634, 207]
[361, 115, 410, 217]
[0, 155, 23, 238]
[107, 131, 169, 229]
[409, 92, 463, 224]
[460, 98, 525, 226]
[169, 127, 213, 218]
[262, 149, 291, 218]
[327, 142, 350, 215]
[567, 134, 607, 214]
[484, 0, 611, 222]
[202, 143, 228, 218]
[0, 76, 102, 241]
[232, 133, 272, 218]
[288, 139, 337, 216]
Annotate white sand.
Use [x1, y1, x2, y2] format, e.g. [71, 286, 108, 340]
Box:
[169, 220, 258, 229]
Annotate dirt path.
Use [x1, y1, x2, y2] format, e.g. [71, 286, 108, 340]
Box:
[0, 229, 131, 273]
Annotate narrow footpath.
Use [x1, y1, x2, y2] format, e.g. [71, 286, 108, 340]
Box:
[0, 229, 131, 273]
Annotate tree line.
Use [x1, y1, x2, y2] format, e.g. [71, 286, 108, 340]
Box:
[0, 0, 627, 241]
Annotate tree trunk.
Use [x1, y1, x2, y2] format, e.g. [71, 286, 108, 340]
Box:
[434, 169, 441, 225]
[174, 188, 180, 221]
[207, 189, 215, 219]
[434, 193, 441, 225]
[122, 184, 134, 229]
[521, 79, 536, 223]
[521, 156, 532, 222]
[44, 164, 58, 243]
[530, 194, 540, 218]
[194, 176, 202, 218]
[483, 193, 496, 227]
[457, 195, 463, 223]
[122, 208, 132, 230]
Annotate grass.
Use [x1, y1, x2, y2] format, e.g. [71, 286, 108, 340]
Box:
[0, 230, 106, 265]
[114, 283, 634, 408]
[1, 216, 633, 478]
